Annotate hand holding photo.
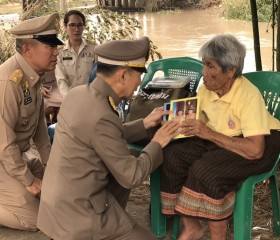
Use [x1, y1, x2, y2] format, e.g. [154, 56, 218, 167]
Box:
[163, 102, 170, 121]
[169, 96, 199, 139]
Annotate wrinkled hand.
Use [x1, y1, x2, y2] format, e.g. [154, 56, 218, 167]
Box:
[151, 120, 179, 148]
[143, 107, 171, 129]
[26, 177, 42, 198]
[180, 119, 212, 139]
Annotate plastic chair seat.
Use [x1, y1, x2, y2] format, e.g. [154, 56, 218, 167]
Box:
[233, 154, 280, 240]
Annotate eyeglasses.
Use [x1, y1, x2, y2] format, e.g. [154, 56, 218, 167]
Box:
[67, 23, 84, 30]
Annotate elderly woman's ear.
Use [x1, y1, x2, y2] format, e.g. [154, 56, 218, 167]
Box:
[227, 67, 237, 79]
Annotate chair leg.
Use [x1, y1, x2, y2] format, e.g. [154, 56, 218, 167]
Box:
[150, 169, 167, 238]
[270, 174, 280, 236]
[171, 216, 180, 240]
[234, 180, 255, 240]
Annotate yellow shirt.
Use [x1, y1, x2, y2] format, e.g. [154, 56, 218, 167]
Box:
[198, 76, 280, 137]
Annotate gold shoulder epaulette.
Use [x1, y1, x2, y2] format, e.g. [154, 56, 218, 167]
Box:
[9, 69, 23, 85]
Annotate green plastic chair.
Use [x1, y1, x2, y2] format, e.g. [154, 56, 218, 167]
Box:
[169, 71, 280, 240]
[233, 71, 280, 240]
[129, 56, 204, 239]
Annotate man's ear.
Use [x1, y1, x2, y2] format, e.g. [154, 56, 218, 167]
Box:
[22, 43, 32, 57]
[116, 68, 126, 84]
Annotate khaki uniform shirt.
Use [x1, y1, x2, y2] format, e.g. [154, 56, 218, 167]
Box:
[0, 52, 51, 187]
[38, 77, 163, 240]
[41, 71, 63, 109]
[55, 38, 95, 97]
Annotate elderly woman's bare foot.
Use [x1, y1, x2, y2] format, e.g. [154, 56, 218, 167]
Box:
[178, 217, 205, 240]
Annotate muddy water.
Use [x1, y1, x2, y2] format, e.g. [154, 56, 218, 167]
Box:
[0, 8, 275, 72]
[130, 9, 274, 72]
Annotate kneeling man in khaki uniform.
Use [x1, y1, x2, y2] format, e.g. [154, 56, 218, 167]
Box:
[37, 37, 179, 240]
[0, 13, 64, 231]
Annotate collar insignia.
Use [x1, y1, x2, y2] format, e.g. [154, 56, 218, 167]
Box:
[108, 96, 118, 114]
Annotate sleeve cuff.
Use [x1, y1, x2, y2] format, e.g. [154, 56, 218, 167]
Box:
[21, 170, 35, 187]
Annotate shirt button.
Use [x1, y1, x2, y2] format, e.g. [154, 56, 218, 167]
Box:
[105, 203, 108, 207]
[30, 76, 36, 81]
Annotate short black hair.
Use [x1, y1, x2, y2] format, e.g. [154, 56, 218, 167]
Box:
[64, 10, 86, 26]
[96, 62, 125, 77]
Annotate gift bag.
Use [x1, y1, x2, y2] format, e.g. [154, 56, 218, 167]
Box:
[126, 76, 196, 146]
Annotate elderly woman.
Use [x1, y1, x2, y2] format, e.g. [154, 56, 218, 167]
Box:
[160, 34, 280, 240]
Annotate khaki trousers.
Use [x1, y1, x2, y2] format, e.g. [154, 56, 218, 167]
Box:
[0, 150, 44, 231]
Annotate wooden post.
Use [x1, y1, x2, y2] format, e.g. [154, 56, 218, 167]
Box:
[122, 0, 128, 8]
[129, 0, 136, 8]
[277, 0, 280, 70]
[115, 0, 121, 7]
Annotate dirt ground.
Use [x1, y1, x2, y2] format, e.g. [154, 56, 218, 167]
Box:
[0, 178, 279, 240]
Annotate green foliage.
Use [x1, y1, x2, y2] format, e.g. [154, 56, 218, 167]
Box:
[222, 0, 273, 22]
[82, 8, 142, 44]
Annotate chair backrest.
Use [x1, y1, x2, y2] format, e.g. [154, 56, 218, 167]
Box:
[243, 71, 280, 120]
[140, 57, 204, 92]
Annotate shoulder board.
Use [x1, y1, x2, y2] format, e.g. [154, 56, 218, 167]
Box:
[9, 69, 23, 85]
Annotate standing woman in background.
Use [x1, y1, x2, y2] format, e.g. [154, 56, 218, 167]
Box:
[55, 10, 96, 97]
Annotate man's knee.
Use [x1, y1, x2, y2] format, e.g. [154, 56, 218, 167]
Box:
[0, 204, 38, 231]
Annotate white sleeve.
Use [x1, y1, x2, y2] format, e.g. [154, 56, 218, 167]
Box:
[55, 54, 70, 98]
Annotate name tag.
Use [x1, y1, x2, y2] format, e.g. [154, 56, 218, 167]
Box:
[63, 57, 73, 60]
[24, 97, 32, 105]
[82, 52, 93, 58]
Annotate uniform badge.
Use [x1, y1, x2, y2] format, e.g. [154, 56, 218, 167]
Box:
[22, 81, 32, 105]
[228, 118, 235, 129]
[24, 97, 32, 105]
[63, 56, 73, 60]
[21, 119, 29, 127]
[9, 69, 23, 85]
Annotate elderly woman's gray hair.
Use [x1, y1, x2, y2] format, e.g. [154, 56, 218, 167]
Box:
[198, 34, 246, 79]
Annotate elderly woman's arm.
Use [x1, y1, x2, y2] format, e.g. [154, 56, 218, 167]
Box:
[181, 119, 265, 160]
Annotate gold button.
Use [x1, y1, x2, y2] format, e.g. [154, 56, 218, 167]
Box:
[30, 76, 36, 81]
